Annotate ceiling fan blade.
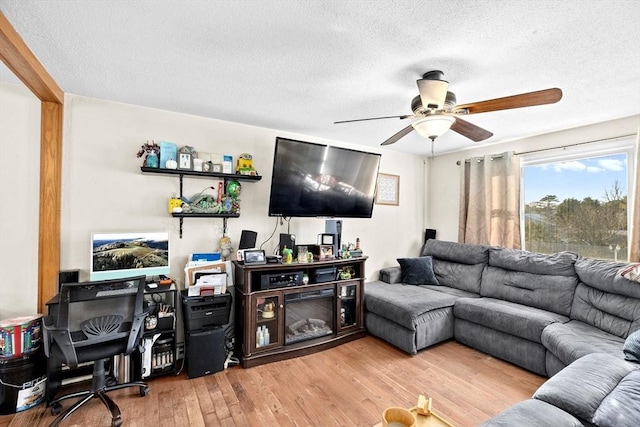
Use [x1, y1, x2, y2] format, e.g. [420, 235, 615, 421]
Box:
[417, 78, 449, 110]
[450, 117, 493, 142]
[334, 114, 412, 124]
[380, 125, 414, 146]
[453, 88, 562, 115]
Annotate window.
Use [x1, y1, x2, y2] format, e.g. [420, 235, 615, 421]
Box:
[521, 139, 635, 261]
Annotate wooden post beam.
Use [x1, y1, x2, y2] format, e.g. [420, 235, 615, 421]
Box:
[0, 12, 63, 103]
[0, 12, 64, 312]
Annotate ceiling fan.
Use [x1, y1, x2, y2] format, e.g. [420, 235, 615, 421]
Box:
[334, 70, 562, 146]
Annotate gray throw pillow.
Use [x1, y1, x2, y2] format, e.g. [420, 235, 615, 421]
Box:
[623, 329, 640, 362]
[397, 256, 439, 286]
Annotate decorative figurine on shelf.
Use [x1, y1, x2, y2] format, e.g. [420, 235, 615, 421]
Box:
[223, 180, 242, 214]
[227, 180, 242, 200]
[181, 186, 221, 214]
[167, 194, 182, 214]
[236, 153, 258, 176]
[350, 238, 363, 258]
[282, 246, 293, 264]
[136, 140, 160, 168]
[218, 235, 233, 261]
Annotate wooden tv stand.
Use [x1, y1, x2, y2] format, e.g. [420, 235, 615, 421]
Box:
[233, 257, 367, 368]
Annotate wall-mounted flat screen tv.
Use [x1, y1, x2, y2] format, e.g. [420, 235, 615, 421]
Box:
[268, 137, 381, 218]
[90, 232, 169, 281]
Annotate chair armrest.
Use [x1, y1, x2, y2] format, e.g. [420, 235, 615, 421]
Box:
[42, 315, 79, 368]
[379, 266, 402, 284]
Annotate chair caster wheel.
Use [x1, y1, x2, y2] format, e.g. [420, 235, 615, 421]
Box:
[106, 376, 118, 387]
[50, 402, 62, 415]
[111, 416, 123, 427]
[140, 386, 150, 397]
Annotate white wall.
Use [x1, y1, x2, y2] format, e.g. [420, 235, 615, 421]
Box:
[0, 83, 41, 319]
[427, 115, 640, 242]
[3, 80, 636, 319]
[61, 94, 426, 286]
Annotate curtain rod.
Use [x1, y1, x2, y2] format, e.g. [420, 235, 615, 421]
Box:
[456, 133, 637, 165]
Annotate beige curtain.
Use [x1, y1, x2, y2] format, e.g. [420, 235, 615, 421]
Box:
[630, 130, 640, 262]
[458, 151, 521, 248]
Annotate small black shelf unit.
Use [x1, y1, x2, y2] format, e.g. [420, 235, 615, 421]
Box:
[140, 167, 262, 238]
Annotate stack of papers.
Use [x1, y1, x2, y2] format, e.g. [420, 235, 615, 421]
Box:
[184, 258, 234, 297]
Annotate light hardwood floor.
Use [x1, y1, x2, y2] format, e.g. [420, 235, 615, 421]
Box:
[0, 337, 545, 427]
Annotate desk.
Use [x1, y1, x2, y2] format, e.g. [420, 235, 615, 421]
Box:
[45, 284, 177, 402]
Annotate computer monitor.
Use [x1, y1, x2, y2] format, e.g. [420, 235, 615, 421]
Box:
[90, 232, 169, 281]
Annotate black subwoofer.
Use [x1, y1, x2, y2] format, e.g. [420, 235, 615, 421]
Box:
[185, 327, 226, 379]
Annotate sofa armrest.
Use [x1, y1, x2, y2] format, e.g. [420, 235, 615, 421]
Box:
[379, 266, 402, 284]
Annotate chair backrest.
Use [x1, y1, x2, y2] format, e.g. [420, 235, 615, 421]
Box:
[44, 275, 146, 368]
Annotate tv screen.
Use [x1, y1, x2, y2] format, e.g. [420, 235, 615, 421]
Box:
[268, 137, 381, 218]
[90, 232, 169, 281]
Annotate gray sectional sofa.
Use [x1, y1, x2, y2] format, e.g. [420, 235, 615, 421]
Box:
[364, 239, 640, 425]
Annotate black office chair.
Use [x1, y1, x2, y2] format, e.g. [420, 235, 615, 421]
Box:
[43, 275, 150, 427]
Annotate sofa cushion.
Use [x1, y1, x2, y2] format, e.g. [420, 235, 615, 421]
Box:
[364, 281, 457, 330]
[397, 256, 439, 286]
[421, 239, 490, 264]
[421, 240, 489, 294]
[418, 285, 479, 298]
[431, 260, 486, 294]
[481, 248, 579, 316]
[534, 353, 639, 426]
[571, 282, 640, 338]
[541, 320, 626, 366]
[593, 369, 640, 427]
[480, 399, 584, 427]
[454, 297, 568, 343]
[623, 329, 640, 362]
[575, 258, 640, 299]
[489, 248, 578, 277]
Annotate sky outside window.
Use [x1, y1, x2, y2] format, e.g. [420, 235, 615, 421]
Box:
[524, 154, 628, 204]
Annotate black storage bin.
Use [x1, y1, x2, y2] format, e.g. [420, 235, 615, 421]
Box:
[0, 350, 46, 415]
[182, 291, 232, 331]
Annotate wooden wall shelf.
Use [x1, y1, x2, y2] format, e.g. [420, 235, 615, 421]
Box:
[140, 167, 260, 238]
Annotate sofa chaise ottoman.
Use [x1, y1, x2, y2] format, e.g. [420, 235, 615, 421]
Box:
[365, 240, 488, 354]
[481, 352, 640, 427]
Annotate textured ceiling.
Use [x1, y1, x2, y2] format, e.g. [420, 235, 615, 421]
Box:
[1, 0, 639, 155]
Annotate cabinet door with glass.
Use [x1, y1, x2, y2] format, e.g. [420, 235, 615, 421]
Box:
[252, 292, 283, 353]
[337, 281, 360, 333]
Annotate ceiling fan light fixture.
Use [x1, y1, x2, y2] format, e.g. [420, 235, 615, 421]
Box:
[411, 116, 456, 140]
[417, 79, 449, 109]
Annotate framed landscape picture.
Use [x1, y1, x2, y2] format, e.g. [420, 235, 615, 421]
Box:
[375, 173, 399, 206]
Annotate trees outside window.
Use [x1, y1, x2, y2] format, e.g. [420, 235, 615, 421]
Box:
[522, 143, 633, 261]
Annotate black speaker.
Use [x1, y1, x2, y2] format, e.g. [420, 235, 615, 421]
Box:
[279, 233, 296, 257]
[425, 229, 437, 243]
[186, 327, 226, 379]
[325, 220, 342, 256]
[58, 269, 79, 291]
[239, 230, 257, 249]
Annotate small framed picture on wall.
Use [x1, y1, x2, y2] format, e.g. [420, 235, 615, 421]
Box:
[375, 173, 399, 206]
